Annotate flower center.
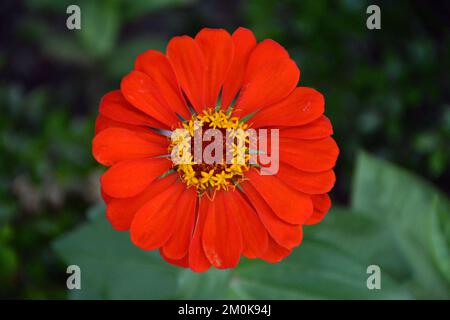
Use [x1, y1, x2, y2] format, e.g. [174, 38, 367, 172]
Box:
[168, 108, 251, 195]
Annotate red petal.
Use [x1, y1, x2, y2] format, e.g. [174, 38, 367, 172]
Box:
[94, 115, 168, 146]
[161, 188, 198, 259]
[195, 28, 234, 108]
[224, 190, 268, 259]
[241, 182, 302, 249]
[221, 27, 257, 108]
[95, 115, 119, 134]
[188, 197, 211, 272]
[202, 191, 243, 269]
[167, 35, 206, 113]
[245, 169, 313, 224]
[130, 182, 185, 250]
[101, 187, 112, 204]
[277, 163, 336, 195]
[99, 90, 166, 128]
[235, 58, 299, 117]
[121, 70, 178, 127]
[304, 194, 332, 225]
[92, 127, 166, 166]
[160, 250, 189, 268]
[261, 237, 293, 263]
[280, 116, 333, 140]
[101, 158, 171, 198]
[250, 87, 324, 128]
[106, 174, 178, 231]
[279, 137, 339, 172]
[243, 39, 289, 84]
[134, 50, 190, 119]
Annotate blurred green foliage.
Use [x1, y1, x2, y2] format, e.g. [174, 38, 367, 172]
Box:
[0, 0, 449, 299]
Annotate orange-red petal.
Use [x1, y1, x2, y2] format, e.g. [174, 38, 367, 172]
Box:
[243, 39, 289, 83]
[195, 28, 234, 108]
[121, 70, 178, 127]
[94, 115, 169, 147]
[250, 87, 324, 128]
[245, 169, 313, 224]
[106, 174, 178, 231]
[221, 27, 257, 108]
[161, 188, 198, 259]
[304, 194, 332, 225]
[188, 197, 211, 272]
[261, 237, 293, 263]
[277, 163, 336, 195]
[235, 58, 300, 117]
[241, 182, 303, 249]
[160, 250, 189, 268]
[280, 116, 333, 140]
[202, 192, 243, 269]
[99, 90, 166, 129]
[279, 137, 339, 173]
[167, 35, 206, 113]
[92, 127, 166, 166]
[130, 182, 185, 250]
[95, 115, 121, 134]
[101, 187, 112, 204]
[134, 50, 190, 119]
[101, 158, 171, 198]
[224, 190, 268, 259]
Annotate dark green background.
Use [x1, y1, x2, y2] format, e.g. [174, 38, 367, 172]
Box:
[0, 0, 449, 299]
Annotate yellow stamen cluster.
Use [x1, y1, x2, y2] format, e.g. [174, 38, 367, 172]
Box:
[169, 109, 251, 194]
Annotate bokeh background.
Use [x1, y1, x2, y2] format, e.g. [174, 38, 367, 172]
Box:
[0, 0, 449, 299]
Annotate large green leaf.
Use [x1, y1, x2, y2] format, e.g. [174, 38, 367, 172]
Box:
[226, 208, 412, 300]
[352, 151, 450, 298]
[230, 244, 410, 299]
[52, 204, 179, 299]
[306, 207, 411, 281]
[177, 269, 234, 299]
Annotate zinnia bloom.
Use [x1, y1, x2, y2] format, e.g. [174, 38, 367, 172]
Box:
[92, 27, 339, 271]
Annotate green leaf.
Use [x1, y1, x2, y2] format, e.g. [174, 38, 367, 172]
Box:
[52, 204, 180, 299]
[306, 207, 411, 281]
[352, 151, 450, 298]
[231, 238, 411, 299]
[431, 199, 450, 284]
[177, 269, 233, 299]
[225, 207, 413, 300]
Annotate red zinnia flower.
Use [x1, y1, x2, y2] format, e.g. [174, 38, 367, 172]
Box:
[92, 27, 339, 271]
